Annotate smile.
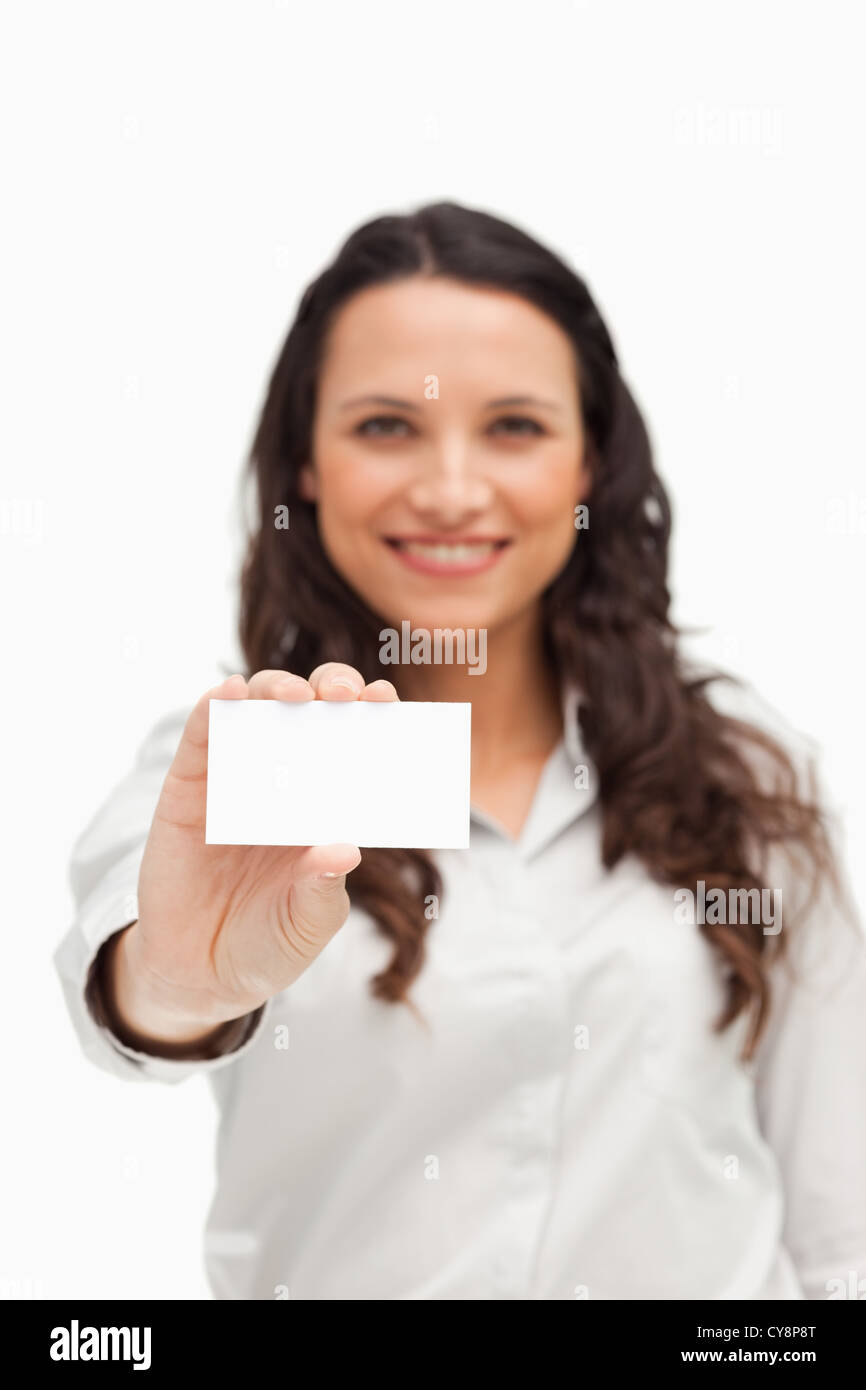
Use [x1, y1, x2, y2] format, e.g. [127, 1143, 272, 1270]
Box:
[383, 537, 512, 576]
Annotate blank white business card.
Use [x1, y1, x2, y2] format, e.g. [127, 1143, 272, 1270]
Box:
[205, 698, 472, 849]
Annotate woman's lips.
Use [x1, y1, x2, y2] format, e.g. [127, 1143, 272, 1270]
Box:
[383, 537, 512, 576]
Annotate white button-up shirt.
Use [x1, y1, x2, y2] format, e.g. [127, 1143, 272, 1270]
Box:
[54, 681, 866, 1300]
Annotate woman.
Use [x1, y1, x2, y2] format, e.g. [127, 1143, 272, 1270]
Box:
[55, 202, 866, 1300]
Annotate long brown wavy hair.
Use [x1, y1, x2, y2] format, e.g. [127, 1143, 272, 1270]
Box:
[239, 200, 837, 1060]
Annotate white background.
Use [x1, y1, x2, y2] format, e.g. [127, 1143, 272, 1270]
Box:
[1, 0, 863, 1298]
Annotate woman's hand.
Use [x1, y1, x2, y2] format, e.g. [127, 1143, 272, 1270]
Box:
[104, 666, 398, 1052]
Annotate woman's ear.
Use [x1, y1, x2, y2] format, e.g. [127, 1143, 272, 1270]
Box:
[298, 463, 317, 502]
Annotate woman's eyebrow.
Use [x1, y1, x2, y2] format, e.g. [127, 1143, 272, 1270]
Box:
[339, 394, 421, 412]
[486, 394, 562, 411]
[339, 392, 563, 413]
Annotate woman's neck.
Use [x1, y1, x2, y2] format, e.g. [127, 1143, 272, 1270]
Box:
[395, 610, 563, 780]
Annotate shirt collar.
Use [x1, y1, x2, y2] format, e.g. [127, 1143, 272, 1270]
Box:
[469, 680, 598, 861]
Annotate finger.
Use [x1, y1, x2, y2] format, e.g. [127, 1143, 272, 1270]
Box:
[308, 663, 365, 700]
[360, 679, 399, 702]
[247, 669, 315, 701]
[169, 673, 248, 782]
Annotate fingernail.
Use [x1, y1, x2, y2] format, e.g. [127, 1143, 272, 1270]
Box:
[316, 871, 342, 879]
[329, 678, 359, 691]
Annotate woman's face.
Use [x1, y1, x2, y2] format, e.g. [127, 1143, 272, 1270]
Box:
[302, 275, 588, 639]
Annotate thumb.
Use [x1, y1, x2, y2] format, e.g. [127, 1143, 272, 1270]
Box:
[286, 846, 361, 958]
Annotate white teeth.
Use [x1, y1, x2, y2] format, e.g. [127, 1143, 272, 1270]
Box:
[399, 541, 498, 563]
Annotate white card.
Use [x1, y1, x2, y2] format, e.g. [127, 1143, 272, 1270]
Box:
[205, 699, 472, 849]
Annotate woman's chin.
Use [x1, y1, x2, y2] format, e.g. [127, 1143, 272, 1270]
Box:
[376, 606, 500, 637]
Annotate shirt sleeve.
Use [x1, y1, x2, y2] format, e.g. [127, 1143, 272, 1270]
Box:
[53, 705, 272, 1085]
[751, 795, 866, 1301]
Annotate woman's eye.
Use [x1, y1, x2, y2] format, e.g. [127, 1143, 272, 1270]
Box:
[488, 415, 545, 437]
[355, 415, 413, 438]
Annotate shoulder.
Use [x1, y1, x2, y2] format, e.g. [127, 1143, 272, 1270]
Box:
[685, 661, 822, 803]
[134, 705, 194, 768]
[695, 666, 865, 974]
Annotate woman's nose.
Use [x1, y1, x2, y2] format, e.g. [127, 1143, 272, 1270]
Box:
[405, 440, 494, 520]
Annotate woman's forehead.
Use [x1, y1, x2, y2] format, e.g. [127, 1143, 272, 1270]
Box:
[318, 277, 578, 396]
